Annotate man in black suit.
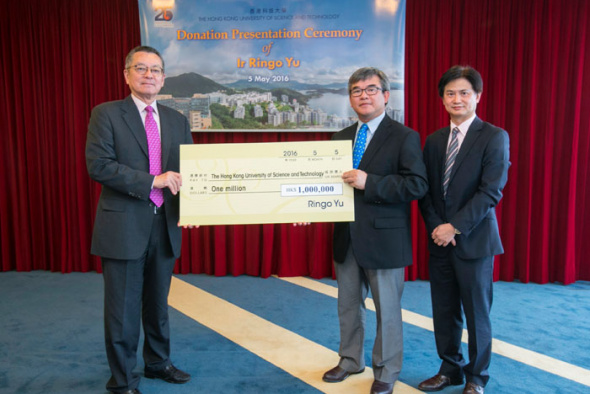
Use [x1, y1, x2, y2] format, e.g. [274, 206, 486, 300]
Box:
[322, 67, 428, 394]
[418, 66, 510, 394]
[86, 46, 193, 394]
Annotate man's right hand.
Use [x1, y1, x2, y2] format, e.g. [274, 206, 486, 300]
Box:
[154, 171, 182, 195]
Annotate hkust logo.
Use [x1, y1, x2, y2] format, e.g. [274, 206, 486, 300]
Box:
[152, 0, 174, 26]
[155, 7, 173, 22]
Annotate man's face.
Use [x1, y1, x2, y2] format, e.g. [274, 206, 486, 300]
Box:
[441, 77, 481, 125]
[349, 75, 390, 123]
[123, 52, 165, 104]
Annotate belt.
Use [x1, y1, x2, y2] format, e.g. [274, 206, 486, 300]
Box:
[148, 202, 165, 215]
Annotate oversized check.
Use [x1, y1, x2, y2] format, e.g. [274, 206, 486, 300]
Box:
[179, 141, 354, 225]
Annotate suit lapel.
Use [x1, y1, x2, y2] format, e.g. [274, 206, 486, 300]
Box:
[359, 116, 392, 169]
[157, 103, 172, 170]
[341, 124, 356, 143]
[121, 96, 149, 158]
[438, 127, 451, 169]
[449, 117, 484, 181]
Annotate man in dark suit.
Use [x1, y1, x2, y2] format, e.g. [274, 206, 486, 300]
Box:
[418, 66, 510, 394]
[322, 67, 428, 394]
[86, 46, 193, 394]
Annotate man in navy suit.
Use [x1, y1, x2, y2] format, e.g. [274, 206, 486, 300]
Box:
[418, 66, 510, 394]
[86, 46, 193, 394]
[322, 67, 428, 394]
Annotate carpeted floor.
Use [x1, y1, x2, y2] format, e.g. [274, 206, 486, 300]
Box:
[0, 271, 588, 393]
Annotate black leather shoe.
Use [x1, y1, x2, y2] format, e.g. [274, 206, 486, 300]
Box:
[418, 374, 464, 391]
[463, 382, 484, 394]
[371, 380, 394, 394]
[145, 364, 191, 384]
[322, 365, 365, 383]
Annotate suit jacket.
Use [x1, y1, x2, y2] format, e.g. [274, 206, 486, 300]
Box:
[86, 95, 193, 260]
[419, 117, 510, 259]
[332, 115, 428, 269]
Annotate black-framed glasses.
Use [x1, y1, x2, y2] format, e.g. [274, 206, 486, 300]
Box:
[350, 86, 383, 97]
[127, 64, 164, 76]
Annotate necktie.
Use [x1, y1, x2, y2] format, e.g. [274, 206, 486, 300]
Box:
[352, 123, 368, 169]
[145, 106, 164, 207]
[442, 127, 459, 197]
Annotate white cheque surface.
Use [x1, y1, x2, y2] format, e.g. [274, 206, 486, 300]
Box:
[179, 141, 354, 226]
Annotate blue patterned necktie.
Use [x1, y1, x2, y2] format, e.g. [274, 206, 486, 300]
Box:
[352, 123, 368, 169]
[442, 127, 459, 197]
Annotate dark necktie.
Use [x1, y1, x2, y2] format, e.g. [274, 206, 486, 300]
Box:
[442, 127, 459, 197]
[145, 106, 164, 207]
[352, 123, 368, 169]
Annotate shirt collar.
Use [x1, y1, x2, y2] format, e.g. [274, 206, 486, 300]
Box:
[359, 112, 386, 136]
[130, 94, 158, 115]
[451, 113, 476, 135]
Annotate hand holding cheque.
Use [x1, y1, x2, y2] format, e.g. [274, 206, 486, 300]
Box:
[179, 141, 354, 226]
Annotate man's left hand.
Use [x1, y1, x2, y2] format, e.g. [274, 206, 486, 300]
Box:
[432, 223, 457, 247]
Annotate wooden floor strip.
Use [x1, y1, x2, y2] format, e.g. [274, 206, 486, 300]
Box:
[279, 276, 590, 387]
[168, 276, 423, 393]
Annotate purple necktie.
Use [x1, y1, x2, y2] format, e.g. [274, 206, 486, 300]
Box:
[145, 106, 164, 207]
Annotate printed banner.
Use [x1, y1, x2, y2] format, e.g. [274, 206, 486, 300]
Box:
[139, 0, 405, 132]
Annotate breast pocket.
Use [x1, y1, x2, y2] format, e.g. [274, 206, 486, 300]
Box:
[100, 199, 126, 212]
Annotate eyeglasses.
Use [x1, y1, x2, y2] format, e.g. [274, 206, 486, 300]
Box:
[127, 64, 164, 76]
[350, 86, 384, 97]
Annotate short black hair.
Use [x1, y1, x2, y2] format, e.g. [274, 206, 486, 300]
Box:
[348, 67, 390, 94]
[125, 45, 165, 72]
[438, 65, 483, 97]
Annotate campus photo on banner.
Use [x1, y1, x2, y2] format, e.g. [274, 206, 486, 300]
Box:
[139, 0, 406, 132]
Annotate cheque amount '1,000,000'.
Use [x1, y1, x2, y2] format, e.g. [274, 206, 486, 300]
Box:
[280, 183, 343, 197]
